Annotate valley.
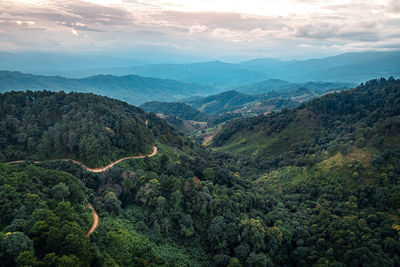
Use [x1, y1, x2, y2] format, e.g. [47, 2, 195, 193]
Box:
[0, 77, 399, 266]
[2, 1, 400, 265]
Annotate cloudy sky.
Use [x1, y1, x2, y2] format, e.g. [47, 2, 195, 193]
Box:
[1, 0, 400, 61]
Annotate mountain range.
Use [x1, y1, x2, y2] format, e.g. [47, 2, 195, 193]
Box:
[0, 71, 213, 105]
[0, 71, 356, 106]
[9, 51, 396, 88]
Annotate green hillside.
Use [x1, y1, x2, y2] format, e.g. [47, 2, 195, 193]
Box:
[140, 101, 209, 121]
[187, 87, 337, 115]
[0, 91, 184, 167]
[214, 77, 400, 168]
[140, 101, 241, 138]
[187, 90, 257, 114]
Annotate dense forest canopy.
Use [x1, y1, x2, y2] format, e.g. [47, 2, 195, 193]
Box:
[0, 164, 91, 266]
[0, 91, 155, 167]
[0, 78, 400, 266]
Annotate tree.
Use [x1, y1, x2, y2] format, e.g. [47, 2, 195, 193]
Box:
[54, 202, 76, 222]
[42, 252, 58, 267]
[51, 182, 70, 202]
[179, 214, 194, 238]
[151, 221, 161, 242]
[16, 251, 40, 267]
[213, 254, 230, 267]
[203, 168, 215, 182]
[1, 232, 33, 261]
[239, 218, 266, 252]
[246, 252, 273, 267]
[228, 257, 243, 267]
[104, 192, 121, 214]
[208, 216, 227, 248]
[234, 243, 250, 262]
[57, 254, 81, 267]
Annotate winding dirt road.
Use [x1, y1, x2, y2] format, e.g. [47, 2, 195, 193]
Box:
[5, 145, 158, 173]
[6, 146, 158, 237]
[86, 203, 98, 237]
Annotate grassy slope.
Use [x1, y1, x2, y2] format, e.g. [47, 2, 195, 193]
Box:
[256, 147, 373, 188]
[218, 109, 320, 157]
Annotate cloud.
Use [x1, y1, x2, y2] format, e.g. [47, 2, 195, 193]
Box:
[387, 0, 400, 13]
[211, 28, 245, 43]
[188, 24, 208, 34]
[0, 0, 399, 59]
[295, 23, 340, 39]
[295, 21, 381, 42]
[298, 44, 312, 48]
[60, 22, 105, 32]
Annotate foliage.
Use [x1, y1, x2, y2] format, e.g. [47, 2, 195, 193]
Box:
[214, 77, 400, 169]
[0, 91, 154, 167]
[140, 101, 209, 122]
[0, 164, 91, 266]
[1, 79, 400, 266]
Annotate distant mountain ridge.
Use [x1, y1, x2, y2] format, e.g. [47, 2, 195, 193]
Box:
[0, 51, 145, 73]
[0, 71, 214, 105]
[31, 51, 400, 87]
[234, 79, 354, 95]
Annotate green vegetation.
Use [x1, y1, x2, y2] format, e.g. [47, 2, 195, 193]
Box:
[0, 164, 91, 266]
[214, 77, 400, 168]
[0, 91, 156, 167]
[140, 101, 209, 122]
[140, 101, 240, 140]
[1, 78, 400, 266]
[186, 88, 338, 116]
[188, 90, 257, 114]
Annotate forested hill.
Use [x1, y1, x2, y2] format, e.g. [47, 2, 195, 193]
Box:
[188, 90, 258, 114]
[214, 77, 400, 167]
[140, 101, 208, 121]
[185, 88, 324, 115]
[0, 91, 179, 167]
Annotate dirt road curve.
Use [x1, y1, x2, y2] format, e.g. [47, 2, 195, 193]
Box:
[64, 145, 158, 173]
[5, 145, 158, 173]
[86, 203, 98, 237]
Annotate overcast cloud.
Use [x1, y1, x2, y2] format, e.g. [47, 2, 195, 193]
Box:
[0, 0, 399, 60]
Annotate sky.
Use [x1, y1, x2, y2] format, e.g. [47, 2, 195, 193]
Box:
[0, 0, 400, 61]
